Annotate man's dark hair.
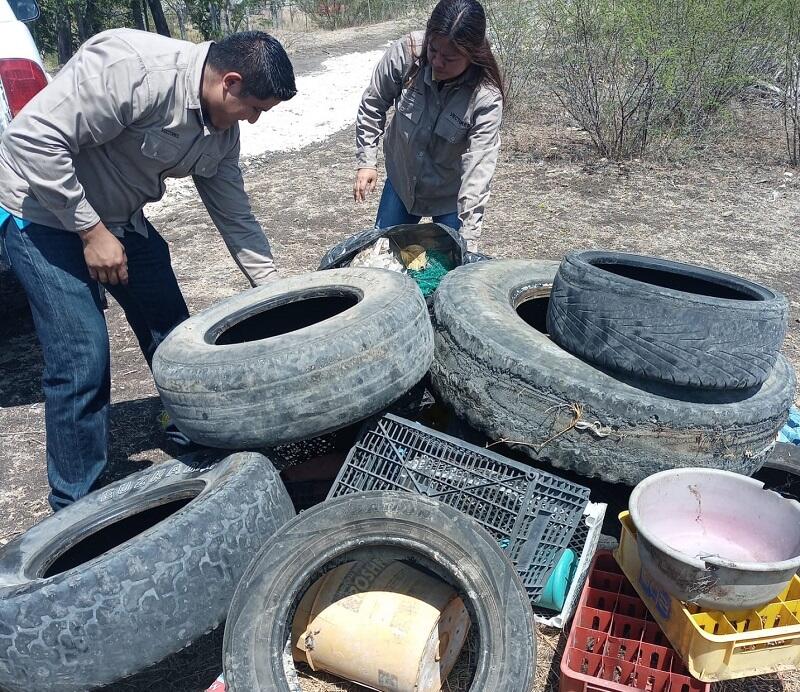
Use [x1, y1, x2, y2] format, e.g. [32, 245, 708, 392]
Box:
[207, 31, 297, 101]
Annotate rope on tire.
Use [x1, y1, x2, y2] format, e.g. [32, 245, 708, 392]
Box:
[488, 402, 619, 454]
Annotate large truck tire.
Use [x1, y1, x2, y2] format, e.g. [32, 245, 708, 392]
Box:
[547, 250, 788, 389]
[153, 269, 434, 448]
[223, 491, 536, 692]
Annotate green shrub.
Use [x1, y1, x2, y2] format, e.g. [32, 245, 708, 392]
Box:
[541, 0, 783, 158]
[780, 0, 800, 165]
[293, 0, 422, 30]
[483, 0, 544, 111]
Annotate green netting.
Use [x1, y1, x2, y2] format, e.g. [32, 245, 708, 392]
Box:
[407, 249, 456, 296]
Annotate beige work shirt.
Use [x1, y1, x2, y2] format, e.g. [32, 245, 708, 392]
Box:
[0, 28, 276, 285]
[356, 31, 503, 249]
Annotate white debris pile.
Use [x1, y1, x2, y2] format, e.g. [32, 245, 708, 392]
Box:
[239, 49, 385, 157]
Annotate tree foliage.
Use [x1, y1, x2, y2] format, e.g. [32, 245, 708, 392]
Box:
[482, 0, 543, 112]
[292, 0, 418, 30]
[28, 0, 799, 164]
[33, 0, 168, 62]
[780, 0, 800, 165]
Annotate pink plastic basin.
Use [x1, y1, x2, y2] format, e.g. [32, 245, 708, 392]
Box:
[629, 468, 800, 610]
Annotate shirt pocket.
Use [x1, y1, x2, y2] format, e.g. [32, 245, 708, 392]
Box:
[435, 116, 469, 145]
[140, 131, 182, 166]
[396, 88, 423, 125]
[192, 153, 221, 178]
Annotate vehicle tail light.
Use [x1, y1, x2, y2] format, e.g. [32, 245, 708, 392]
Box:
[0, 58, 47, 118]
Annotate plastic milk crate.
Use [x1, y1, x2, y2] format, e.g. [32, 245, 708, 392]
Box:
[327, 414, 591, 603]
[560, 551, 711, 692]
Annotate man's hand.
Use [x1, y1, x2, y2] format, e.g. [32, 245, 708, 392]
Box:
[80, 221, 128, 285]
[353, 168, 378, 202]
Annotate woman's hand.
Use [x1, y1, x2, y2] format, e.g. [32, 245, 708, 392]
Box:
[353, 168, 378, 202]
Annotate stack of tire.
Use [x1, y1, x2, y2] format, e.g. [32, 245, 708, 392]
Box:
[430, 252, 795, 485]
[0, 454, 536, 691]
[0, 267, 538, 691]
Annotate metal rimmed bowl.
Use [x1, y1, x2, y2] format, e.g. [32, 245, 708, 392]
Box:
[629, 467, 800, 611]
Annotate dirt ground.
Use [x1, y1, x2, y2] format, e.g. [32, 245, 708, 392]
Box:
[0, 17, 798, 692]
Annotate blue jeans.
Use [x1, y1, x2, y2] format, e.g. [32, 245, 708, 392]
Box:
[375, 178, 461, 232]
[1, 219, 189, 510]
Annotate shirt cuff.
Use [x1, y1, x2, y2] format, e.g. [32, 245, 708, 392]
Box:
[356, 147, 379, 169]
[51, 199, 101, 233]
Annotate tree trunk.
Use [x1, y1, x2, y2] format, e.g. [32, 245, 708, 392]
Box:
[75, 0, 90, 42]
[146, 0, 172, 36]
[176, 6, 187, 39]
[56, 0, 73, 64]
[208, 1, 220, 37]
[221, 1, 231, 35]
[130, 0, 146, 30]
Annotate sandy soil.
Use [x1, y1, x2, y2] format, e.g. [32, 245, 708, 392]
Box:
[0, 16, 798, 692]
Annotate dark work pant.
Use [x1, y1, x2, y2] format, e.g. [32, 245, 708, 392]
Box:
[1, 218, 189, 510]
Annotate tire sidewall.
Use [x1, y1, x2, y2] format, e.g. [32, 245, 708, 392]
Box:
[153, 268, 435, 448]
[547, 250, 788, 389]
[153, 268, 429, 375]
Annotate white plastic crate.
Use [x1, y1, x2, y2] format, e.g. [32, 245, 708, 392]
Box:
[533, 501, 607, 629]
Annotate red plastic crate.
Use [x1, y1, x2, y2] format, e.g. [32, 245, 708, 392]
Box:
[560, 551, 711, 692]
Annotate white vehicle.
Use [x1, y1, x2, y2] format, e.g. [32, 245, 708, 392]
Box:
[0, 0, 44, 273]
[0, 0, 46, 135]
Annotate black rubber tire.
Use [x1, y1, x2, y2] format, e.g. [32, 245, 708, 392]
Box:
[222, 491, 536, 692]
[763, 441, 800, 475]
[153, 268, 434, 448]
[431, 260, 796, 486]
[546, 250, 789, 389]
[0, 450, 294, 692]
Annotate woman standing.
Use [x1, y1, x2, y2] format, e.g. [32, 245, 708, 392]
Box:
[353, 0, 504, 252]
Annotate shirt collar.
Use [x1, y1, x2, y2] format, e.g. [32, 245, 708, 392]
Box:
[186, 40, 217, 134]
[422, 62, 480, 91]
[186, 40, 213, 110]
[423, 63, 433, 87]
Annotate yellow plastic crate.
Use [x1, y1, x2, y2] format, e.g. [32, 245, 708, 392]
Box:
[614, 511, 800, 682]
